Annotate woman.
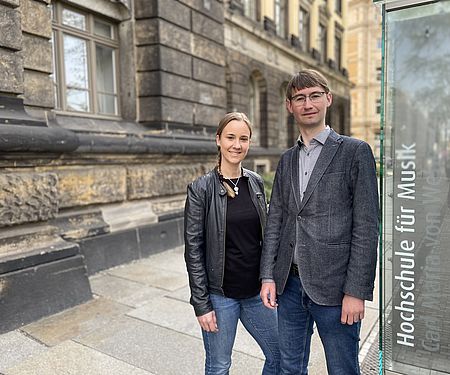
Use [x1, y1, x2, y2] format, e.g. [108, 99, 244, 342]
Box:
[184, 112, 280, 375]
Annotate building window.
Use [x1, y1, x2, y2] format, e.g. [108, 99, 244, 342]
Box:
[254, 159, 270, 175]
[243, 0, 257, 21]
[335, 0, 342, 15]
[248, 76, 260, 146]
[52, 2, 119, 116]
[279, 84, 289, 148]
[299, 7, 310, 52]
[319, 24, 327, 64]
[275, 0, 287, 38]
[334, 35, 341, 70]
[374, 132, 381, 163]
[376, 66, 382, 81]
[335, 25, 343, 70]
[376, 98, 381, 114]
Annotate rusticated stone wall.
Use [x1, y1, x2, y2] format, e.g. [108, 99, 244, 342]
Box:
[127, 164, 208, 200]
[21, 0, 53, 109]
[0, 161, 211, 228]
[0, 173, 58, 227]
[0, 0, 22, 94]
[134, 0, 227, 131]
[57, 167, 128, 208]
[0, 0, 53, 108]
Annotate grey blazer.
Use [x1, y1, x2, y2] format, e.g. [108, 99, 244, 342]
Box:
[260, 129, 379, 306]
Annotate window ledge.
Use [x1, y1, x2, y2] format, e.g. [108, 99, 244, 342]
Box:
[63, 0, 130, 21]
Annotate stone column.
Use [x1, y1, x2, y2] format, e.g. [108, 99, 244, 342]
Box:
[21, 0, 53, 114]
[0, 0, 23, 96]
[134, 0, 227, 133]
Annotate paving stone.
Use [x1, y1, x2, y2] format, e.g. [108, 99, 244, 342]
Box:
[0, 331, 47, 372]
[90, 273, 165, 308]
[76, 315, 264, 375]
[309, 331, 328, 375]
[21, 298, 131, 347]
[127, 295, 200, 339]
[3, 340, 153, 375]
[107, 260, 187, 291]
[165, 284, 190, 303]
[360, 306, 379, 347]
[128, 294, 265, 359]
[139, 245, 186, 274]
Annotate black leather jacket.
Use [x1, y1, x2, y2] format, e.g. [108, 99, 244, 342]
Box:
[184, 167, 267, 316]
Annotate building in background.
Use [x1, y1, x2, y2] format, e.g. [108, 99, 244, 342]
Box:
[0, 0, 351, 333]
[346, 0, 382, 161]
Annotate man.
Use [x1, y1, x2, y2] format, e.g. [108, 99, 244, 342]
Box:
[260, 69, 379, 374]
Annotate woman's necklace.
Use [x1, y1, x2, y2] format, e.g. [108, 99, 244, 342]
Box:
[225, 176, 240, 195]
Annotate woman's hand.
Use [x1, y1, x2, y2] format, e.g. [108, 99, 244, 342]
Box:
[197, 311, 219, 332]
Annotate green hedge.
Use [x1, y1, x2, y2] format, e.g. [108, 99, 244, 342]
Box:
[262, 171, 275, 203]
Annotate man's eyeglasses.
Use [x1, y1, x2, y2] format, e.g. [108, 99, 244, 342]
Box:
[291, 91, 326, 106]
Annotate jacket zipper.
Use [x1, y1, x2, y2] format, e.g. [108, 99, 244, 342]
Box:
[220, 189, 227, 289]
[249, 179, 265, 236]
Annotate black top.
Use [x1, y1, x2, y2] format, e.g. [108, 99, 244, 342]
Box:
[222, 177, 262, 299]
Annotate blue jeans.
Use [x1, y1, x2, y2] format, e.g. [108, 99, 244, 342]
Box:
[202, 293, 280, 375]
[278, 275, 361, 375]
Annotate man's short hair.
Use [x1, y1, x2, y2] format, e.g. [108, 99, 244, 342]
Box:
[286, 69, 331, 100]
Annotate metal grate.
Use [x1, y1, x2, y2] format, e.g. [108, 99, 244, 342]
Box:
[361, 334, 380, 375]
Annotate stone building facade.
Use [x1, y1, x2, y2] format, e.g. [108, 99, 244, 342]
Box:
[0, 0, 351, 333]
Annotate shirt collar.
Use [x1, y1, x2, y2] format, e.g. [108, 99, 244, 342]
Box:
[297, 125, 330, 148]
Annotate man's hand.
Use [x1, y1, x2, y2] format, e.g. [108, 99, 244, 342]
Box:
[341, 294, 365, 325]
[197, 311, 218, 332]
[260, 282, 278, 309]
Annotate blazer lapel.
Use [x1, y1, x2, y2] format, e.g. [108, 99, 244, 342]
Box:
[300, 130, 342, 211]
[290, 145, 302, 210]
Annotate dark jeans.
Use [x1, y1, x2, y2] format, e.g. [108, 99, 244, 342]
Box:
[278, 274, 361, 375]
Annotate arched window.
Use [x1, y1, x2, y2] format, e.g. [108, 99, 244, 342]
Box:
[248, 71, 268, 147]
[279, 84, 288, 148]
[319, 23, 327, 64]
[248, 76, 260, 146]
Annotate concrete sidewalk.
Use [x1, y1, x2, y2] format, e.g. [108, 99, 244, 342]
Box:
[0, 246, 379, 374]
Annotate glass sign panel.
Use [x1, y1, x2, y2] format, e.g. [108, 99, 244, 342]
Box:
[383, 1, 450, 374]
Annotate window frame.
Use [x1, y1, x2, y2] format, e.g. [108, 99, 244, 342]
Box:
[51, 1, 120, 118]
[376, 66, 382, 81]
[243, 0, 258, 21]
[335, 0, 342, 15]
[319, 23, 328, 64]
[376, 98, 382, 114]
[299, 6, 310, 52]
[274, 0, 288, 38]
[334, 24, 343, 70]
